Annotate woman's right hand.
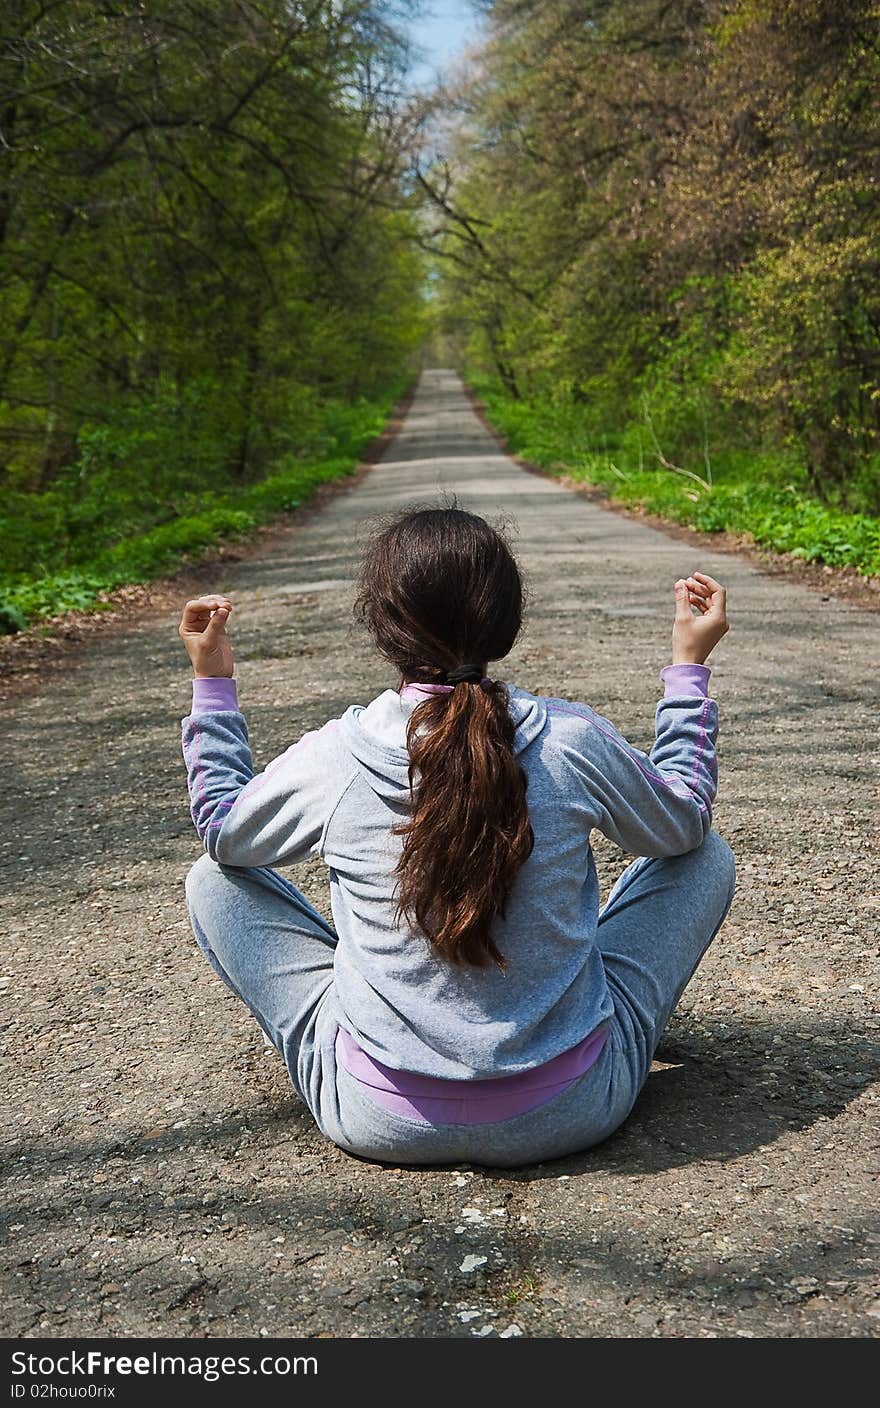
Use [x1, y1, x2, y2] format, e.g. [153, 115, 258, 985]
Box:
[178, 594, 235, 678]
[672, 572, 729, 664]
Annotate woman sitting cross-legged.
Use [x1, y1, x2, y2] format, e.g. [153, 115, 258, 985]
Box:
[178, 504, 735, 1168]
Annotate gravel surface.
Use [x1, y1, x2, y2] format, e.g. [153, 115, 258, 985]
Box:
[2, 368, 878, 1340]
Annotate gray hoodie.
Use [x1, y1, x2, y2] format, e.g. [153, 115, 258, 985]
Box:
[181, 664, 717, 1079]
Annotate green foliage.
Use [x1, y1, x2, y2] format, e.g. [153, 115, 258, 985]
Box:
[0, 377, 409, 631]
[0, 382, 396, 581]
[0, 2, 428, 631]
[470, 372, 880, 578]
[424, 0, 880, 516]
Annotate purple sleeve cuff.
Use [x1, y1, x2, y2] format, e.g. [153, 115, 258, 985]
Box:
[191, 676, 240, 713]
[660, 663, 711, 699]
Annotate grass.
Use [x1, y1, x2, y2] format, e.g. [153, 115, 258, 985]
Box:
[504, 1272, 541, 1307]
[0, 377, 411, 633]
[465, 372, 880, 580]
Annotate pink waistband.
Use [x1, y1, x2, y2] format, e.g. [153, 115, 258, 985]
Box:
[334, 1023, 610, 1126]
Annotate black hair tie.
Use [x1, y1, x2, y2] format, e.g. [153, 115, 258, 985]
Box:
[445, 663, 486, 685]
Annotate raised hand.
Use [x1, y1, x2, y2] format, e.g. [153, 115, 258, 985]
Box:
[178, 594, 235, 678]
[672, 572, 729, 665]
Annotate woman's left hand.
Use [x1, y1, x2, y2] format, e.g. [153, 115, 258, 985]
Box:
[178, 595, 235, 678]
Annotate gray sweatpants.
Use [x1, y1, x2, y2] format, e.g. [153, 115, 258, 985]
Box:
[184, 831, 735, 1167]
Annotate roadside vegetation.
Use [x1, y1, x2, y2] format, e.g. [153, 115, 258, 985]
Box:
[419, 0, 880, 579]
[6, 2, 878, 635]
[466, 372, 880, 579]
[0, 2, 427, 632]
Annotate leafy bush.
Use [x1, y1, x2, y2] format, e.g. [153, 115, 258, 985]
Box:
[0, 377, 409, 632]
[468, 372, 880, 579]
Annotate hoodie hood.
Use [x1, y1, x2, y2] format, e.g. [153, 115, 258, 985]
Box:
[336, 683, 549, 806]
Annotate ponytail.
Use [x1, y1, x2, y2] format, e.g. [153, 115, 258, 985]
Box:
[353, 501, 532, 969]
[392, 679, 534, 969]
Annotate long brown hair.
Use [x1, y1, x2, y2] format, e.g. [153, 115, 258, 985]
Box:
[352, 502, 534, 969]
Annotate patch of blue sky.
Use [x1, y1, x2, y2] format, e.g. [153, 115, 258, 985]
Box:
[403, 0, 486, 89]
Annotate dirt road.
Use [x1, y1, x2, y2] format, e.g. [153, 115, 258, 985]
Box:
[2, 369, 877, 1339]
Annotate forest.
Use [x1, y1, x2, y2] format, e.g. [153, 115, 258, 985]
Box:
[0, 0, 427, 631]
[423, 0, 880, 575]
[2, 0, 879, 632]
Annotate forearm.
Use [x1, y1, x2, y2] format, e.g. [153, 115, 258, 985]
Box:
[649, 662, 718, 819]
[181, 677, 255, 852]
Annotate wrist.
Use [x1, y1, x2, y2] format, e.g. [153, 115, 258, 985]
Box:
[190, 676, 239, 713]
[661, 662, 711, 699]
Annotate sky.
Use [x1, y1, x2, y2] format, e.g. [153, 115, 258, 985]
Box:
[403, 0, 486, 90]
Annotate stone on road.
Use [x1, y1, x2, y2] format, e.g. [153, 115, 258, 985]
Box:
[2, 369, 877, 1339]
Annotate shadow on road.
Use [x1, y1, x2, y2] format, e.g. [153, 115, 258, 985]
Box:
[4, 1015, 876, 1336]
[6, 1016, 875, 1184]
[503, 1015, 877, 1180]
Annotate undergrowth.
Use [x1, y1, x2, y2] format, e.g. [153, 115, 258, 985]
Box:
[0, 378, 410, 633]
[465, 373, 880, 580]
